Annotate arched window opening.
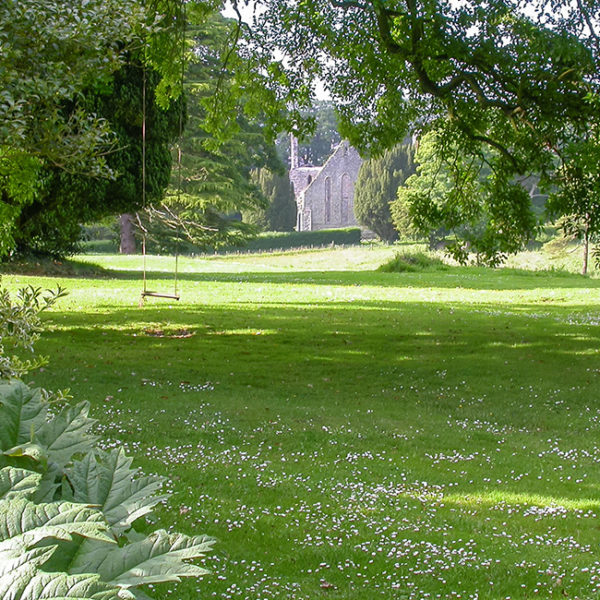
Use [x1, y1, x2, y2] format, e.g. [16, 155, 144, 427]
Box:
[341, 173, 351, 223]
[324, 177, 332, 223]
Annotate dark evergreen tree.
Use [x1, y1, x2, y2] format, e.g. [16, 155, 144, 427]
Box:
[12, 62, 181, 257]
[244, 168, 296, 231]
[354, 143, 415, 242]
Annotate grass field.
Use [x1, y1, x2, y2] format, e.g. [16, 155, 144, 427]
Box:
[4, 245, 600, 599]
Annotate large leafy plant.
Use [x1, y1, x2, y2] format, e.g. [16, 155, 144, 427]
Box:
[0, 283, 66, 379]
[0, 380, 214, 599]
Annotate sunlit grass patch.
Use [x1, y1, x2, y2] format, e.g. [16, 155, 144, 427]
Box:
[5, 246, 600, 599]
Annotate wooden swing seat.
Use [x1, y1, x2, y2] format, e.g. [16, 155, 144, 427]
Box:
[141, 291, 180, 300]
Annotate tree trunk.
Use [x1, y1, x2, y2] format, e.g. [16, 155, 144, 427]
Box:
[119, 214, 136, 254]
[582, 214, 590, 276]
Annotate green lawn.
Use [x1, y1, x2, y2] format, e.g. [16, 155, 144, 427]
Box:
[5, 245, 600, 599]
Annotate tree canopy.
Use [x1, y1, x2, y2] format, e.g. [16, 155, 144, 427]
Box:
[0, 1, 281, 258]
[138, 11, 282, 253]
[12, 64, 182, 256]
[235, 0, 600, 257]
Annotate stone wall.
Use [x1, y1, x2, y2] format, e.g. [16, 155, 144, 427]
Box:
[300, 141, 362, 231]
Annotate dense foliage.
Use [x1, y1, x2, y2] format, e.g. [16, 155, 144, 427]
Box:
[1, 1, 279, 258]
[237, 0, 600, 258]
[0, 0, 147, 256]
[354, 143, 415, 242]
[393, 131, 540, 265]
[244, 168, 297, 232]
[12, 64, 182, 257]
[545, 112, 600, 274]
[135, 12, 282, 253]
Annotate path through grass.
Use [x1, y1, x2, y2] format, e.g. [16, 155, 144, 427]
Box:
[5, 246, 600, 599]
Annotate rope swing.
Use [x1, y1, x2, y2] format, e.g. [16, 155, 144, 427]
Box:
[140, 0, 186, 303]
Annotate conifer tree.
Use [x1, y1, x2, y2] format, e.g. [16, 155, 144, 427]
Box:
[244, 168, 296, 231]
[354, 143, 415, 242]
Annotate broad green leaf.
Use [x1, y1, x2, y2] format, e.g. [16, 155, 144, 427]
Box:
[4, 441, 48, 464]
[71, 530, 213, 588]
[36, 401, 98, 468]
[0, 466, 41, 499]
[32, 463, 63, 503]
[67, 449, 166, 533]
[0, 381, 46, 451]
[0, 562, 120, 600]
[0, 546, 55, 576]
[0, 497, 114, 554]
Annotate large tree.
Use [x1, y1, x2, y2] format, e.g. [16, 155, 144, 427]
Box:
[2, 1, 281, 257]
[138, 12, 282, 252]
[546, 130, 600, 274]
[234, 0, 600, 256]
[11, 64, 182, 257]
[354, 142, 415, 242]
[244, 168, 297, 231]
[0, 0, 150, 256]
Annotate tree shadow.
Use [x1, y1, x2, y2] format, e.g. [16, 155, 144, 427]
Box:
[92, 266, 600, 291]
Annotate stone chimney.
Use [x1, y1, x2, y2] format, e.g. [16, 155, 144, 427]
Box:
[290, 133, 299, 170]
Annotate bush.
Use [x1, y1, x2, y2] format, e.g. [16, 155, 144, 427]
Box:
[0, 380, 214, 599]
[378, 251, 449, 273]
[224, 228, 362, 253]
[0, 282, 213, 598]
[0, 283, 66, 378]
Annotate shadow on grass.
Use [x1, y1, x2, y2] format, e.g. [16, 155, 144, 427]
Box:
[41, 296, 600, 388]
[78, 264, 599, 291]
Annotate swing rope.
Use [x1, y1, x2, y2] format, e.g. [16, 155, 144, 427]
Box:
[140, 0, 186, 302]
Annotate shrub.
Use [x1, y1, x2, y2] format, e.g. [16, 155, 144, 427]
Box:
[0, 380, 214, 599]
[225, 227, 362, 253]
[378, 251, 449, 273]
[0, 283, 66, 379]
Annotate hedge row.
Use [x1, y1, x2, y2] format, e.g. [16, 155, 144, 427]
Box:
[225, 228, 362, 253]
[80, 228, 363, 256]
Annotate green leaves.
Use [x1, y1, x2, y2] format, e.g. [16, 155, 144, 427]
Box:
[0, 496, 120, 600]
[0, 467, 41, 500]
[0, 380, 213, 599]
[0, 566, 121, 600]
[66, 449, 167, 534]
[355, 142, 415, 242]
[70, 531, 214, 589]
[0, 382, 47, 451]
[0, 285, 67, 379]
[0, 498, 113, 553]
[0, 381, 97, 474]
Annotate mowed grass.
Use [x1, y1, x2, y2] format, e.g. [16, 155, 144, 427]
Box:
[5, 245, 600, 599]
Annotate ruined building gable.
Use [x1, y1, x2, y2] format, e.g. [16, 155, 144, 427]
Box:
[290, 139, 362, 232]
